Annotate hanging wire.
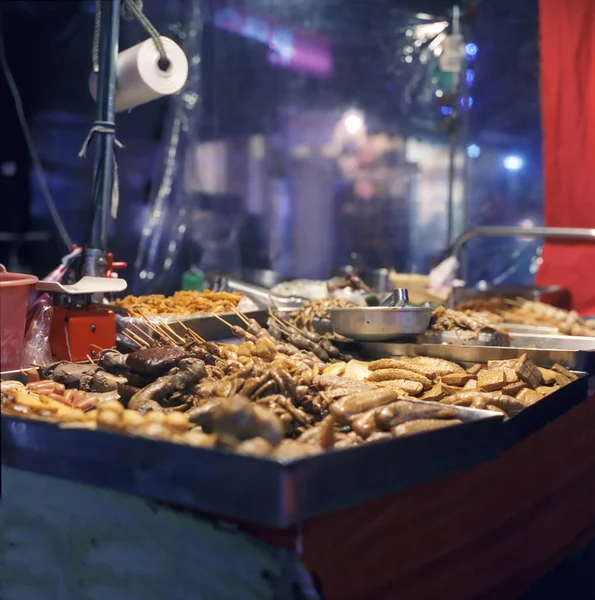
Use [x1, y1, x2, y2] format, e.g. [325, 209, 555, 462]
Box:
[0, 10, 72, 250]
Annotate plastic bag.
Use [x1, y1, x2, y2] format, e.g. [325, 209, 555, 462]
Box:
[22, 294, 53, 367]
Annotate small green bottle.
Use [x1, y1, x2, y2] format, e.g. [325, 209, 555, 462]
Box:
[182, 267, 205, 291]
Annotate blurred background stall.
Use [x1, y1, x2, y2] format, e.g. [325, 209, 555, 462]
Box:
[0, 0, 542, 291]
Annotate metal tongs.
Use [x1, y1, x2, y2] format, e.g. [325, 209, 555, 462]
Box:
[380, 288, 410, 307]
[213, 277, 307, 311]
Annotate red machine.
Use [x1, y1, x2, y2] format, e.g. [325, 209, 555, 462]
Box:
[40, 252, 127, 362]
[49, 304, 117, 362]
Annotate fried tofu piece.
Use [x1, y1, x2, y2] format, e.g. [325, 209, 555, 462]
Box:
[537, 367, 558, 386]
[503, 368, 519, 383]
[516, 388, 543, 406]
[551, 363, 578, 382]
[421, 384, 446, 402]
[487, 358, 519, 369]
[515, 354, 543, 389]
[502, 382, 527, 397]
[463, 379, 478, 390]
[439, 382, 465, 395]
[477, 369, 508, 392]
[466, 363, 483, 376]
[441, 372, 474, 386]
[536, 385, 560, 396]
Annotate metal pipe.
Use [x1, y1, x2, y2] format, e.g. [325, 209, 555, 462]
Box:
[446, 5, 461, 246]
[87, 0, 120, 275]
[451, 226, 595, 280]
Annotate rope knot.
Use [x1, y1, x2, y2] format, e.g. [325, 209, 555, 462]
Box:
[121, 0, 144, 21]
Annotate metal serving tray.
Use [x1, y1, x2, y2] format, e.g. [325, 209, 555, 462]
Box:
[354, 341, 595, 373]
[351, 341, 591, 448]
[1, 402, 502, 528]
[501, 323, 561, 335]
[116, 310, 268, 344]
[508, 333, 595, 351]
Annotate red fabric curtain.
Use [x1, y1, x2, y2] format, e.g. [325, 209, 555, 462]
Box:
[536, 0, 595, 315]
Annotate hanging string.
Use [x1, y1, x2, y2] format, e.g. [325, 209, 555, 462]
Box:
[92, 0, 171, 73]
[79, 121, 123, 220]
[121, 0, 171, 71]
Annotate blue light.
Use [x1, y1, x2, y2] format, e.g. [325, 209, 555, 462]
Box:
[467, 144, 481, 159]
[466, 43, 478, 58]
[466, 69, 475, 85]
[503, 155, 524, 171]
[460, 96, 474, 109]
[440, 106, 453, 116]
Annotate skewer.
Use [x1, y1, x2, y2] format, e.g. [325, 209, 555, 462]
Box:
[229, 305, 250, 326]
[160, 321, 187, 345]
[87, 354, 96, 365]
[176, 320, 205, 343]
[269, 311, 293, 335]
[90, 344, 104, 350]
[138, 313, 178, 345]
[131, 323, 156, 344]
[121, 331, 144, 348]
[211, 312, 240, 333]
[123, 329, 151, 348]
[155, 322, 182, 346]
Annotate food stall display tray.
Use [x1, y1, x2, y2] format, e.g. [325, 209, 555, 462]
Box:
[1, 402, 502, 528]
[352, 342, 591, 448]
[116, 310, 268, 343]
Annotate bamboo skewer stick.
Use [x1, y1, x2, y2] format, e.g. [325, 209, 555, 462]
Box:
[176, 321, 205, 343]
[124, 329, 151, 348]
[121, 331, 144, 348]
[131, 323, 156, 344]
[229, 305, 250, 326]
[160, 321, 187, 345]
[211, 312, 239, 332]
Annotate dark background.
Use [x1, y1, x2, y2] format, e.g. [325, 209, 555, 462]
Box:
[0, 0, 541, 279]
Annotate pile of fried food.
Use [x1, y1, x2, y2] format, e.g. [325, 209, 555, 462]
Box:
[1, 312, 576, 460]
[112, 290, 244, 317]
[455, 298, 595, 337]
[338, 353, 576, 419]
[428, 306, 510, 340]
[287, 298, 355, 333]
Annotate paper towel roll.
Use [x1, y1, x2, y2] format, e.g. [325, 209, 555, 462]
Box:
[90, 36, 189, 112]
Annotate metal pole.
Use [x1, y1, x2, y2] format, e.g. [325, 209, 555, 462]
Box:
[446, 5, 461, 247]
[450, 226, 595, 281]
[85, 0, 120, 277]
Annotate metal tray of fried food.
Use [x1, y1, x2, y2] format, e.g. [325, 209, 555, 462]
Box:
[1, 403, 503, 528]
[501, 323, 561, 335]
[421, 330, 511, 346]
[350, 341, 591, 448]
[507, 333, 595, 351]
[117, 309, 268, 343]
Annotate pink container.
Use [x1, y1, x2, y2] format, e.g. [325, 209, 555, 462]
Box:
[0, 265, 38, 372]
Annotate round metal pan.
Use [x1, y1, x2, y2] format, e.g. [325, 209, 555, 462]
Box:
[329, 306, 433, 341]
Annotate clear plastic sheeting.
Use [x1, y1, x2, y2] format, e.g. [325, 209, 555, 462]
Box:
[132, 2, 203, 295]
[130, 0, 542, 290]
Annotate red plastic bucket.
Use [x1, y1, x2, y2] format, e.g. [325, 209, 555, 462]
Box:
[0, 265, 39, 372]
